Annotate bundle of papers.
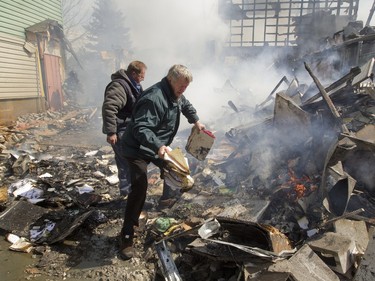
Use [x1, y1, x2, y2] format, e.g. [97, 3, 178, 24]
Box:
[163, 147, 194, 192]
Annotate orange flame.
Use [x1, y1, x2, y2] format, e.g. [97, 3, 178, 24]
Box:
[295, 184, 306, 199]
[287, 169, 309, 200]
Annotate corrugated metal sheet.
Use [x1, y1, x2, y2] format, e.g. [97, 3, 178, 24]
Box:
[0, 0, 62, 38]
[0, 33, 41, 99]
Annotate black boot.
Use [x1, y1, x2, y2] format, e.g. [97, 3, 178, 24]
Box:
[118, 231, 134, 260]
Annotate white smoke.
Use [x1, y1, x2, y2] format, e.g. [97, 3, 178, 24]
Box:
[115, 0, 288, 129]
[78, 0, 374, 129]
[119, 1, 226, 64]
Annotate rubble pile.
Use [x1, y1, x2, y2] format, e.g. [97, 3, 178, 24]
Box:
[0, 61, 375, 280]
[190, 58, 375, 280]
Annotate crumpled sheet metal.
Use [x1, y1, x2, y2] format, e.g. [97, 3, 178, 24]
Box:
[323, 161, 356, 216]
[273, 93, 312, 146]
[321, 132, 375, 214]
[189, 217, 295, 262]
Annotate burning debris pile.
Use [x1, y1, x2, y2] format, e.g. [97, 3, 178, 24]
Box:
[195, 57, 375, 280]
[0, 61, 375, 280]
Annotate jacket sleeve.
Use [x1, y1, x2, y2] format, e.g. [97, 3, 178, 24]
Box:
[180, 95, 199, 124]
[102, 82, 127, 134]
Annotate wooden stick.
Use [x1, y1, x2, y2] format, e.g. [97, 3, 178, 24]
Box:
[304, 62, 350, 134]
[302, 66, 361, 105]
[320, 208, 365, 227]
[256, 76, 289, 110]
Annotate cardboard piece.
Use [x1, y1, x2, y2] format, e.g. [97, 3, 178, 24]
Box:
[185, 127, 215, 161]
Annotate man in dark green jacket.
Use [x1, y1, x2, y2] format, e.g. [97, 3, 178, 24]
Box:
[118, 64, 205, 260]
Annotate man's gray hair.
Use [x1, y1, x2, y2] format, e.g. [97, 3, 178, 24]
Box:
[167, 64, 193, 82]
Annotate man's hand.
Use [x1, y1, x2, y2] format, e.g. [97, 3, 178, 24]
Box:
[194, 120, 205, 131]
[107, 134, 117, 145]
[158, 145, 169, 158]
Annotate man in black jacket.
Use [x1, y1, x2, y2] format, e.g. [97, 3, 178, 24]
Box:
[118, 64, 205, 260]
[102, 61, 147, 196]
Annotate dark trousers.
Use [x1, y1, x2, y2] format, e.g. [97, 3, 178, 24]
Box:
[112, 130, 131, 196]
[122, 157, 148, 236]
[121, 157, 176, 236]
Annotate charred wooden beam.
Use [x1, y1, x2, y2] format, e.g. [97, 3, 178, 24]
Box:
[304, 62, 350, 134]
[302, 66, 361, 106]
[319, 208, 364, 228]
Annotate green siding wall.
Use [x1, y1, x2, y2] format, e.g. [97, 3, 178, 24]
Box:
[0, 33, 40, 99]
[0, 0, 62, 38]
[0, 0, 63, 120]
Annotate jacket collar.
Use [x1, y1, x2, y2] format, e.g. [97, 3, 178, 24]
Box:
[161, 77, 178, 105]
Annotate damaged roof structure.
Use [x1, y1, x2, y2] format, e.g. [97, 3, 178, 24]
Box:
[0, 0, 375, 280]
